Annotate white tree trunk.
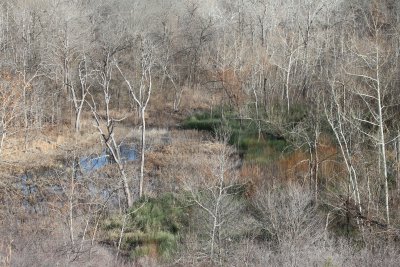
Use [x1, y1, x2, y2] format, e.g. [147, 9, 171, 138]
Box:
[139, 107, 146, 199]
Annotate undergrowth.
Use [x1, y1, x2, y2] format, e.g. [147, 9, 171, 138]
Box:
[102, 193, 187, 260]
[182, 108, 289, 163]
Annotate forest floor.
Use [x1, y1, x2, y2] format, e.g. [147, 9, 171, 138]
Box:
[0, 88, 215, 175]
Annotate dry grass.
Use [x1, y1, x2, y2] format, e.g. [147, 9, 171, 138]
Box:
[0, 239, 12, 267]
[145, 131, 229, 195]
[131, 128, 170, 147]
[0, 83, 218, 175]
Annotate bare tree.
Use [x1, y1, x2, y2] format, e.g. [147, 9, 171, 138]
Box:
[45, 0, 92, 132]
[324, 77, 363, 219]
[116, 37, 155, 199]
[0, 75, 22, 158]
[71, 54, 91, 132]
[183, 133, 246, 263]
[342, 10, 395, 224]
[88, 52, 133, 208]
[253, 183, 324, 258]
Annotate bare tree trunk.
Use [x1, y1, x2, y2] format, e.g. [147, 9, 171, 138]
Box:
[139, 108, 146, 198]
[75, 57, 90, 132]
[311, 135, 319, 202]
[376, 56, 390, 224]
[397, 133, 400, 196]
[253, 81, 261, 141]
[0, 120, 5, 158]
[69, 155, 76, 247]
[285, 52, 293, 113]
[75, 109, 82, 133]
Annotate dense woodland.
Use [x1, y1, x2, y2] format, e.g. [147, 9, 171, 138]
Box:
[2, 0, 400, 266]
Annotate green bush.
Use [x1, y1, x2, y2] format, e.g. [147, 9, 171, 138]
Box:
[182, 109, 289, 163]
[102, 193, 187, 260]
[182, 116, 221, 132]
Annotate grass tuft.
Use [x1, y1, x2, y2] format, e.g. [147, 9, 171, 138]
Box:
[102, 193, 187, 260]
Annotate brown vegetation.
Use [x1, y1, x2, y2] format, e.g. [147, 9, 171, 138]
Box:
[2, 0, 400, 266]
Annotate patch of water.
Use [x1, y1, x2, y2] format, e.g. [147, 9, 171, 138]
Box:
[19, 145, 137, 212]
[79, 144, 137, 173]
[20, 173, 47, 212]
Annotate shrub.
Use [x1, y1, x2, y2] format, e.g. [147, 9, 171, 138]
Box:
[182, 109, 289, 163]
[102, 193, 187, 261]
